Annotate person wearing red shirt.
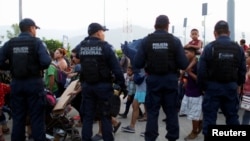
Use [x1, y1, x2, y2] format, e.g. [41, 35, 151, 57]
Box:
[0, 82, 10, 141]
[184, 28, 203, 55]
[240, 39, 249, 52]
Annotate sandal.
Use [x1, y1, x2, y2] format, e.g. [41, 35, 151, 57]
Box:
[113, 121, 121, 133]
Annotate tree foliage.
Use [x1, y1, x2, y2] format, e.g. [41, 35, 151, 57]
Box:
[42, 38, 63, 52]
[6, 24, 20, 39]
[115, 49, 123, 59]
[42, 38, 71, 58]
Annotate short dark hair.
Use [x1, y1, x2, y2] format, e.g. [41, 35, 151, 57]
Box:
[214, 20, 229, 34]
[240, 39, 246, 44]
[20, 26, 30, 32]
[71, 47, 80, 59]
[154, 15, 169, 29]
[215, 28, 229, 35]
[126, 65, 133, 71]
[191, 28, 199, 33]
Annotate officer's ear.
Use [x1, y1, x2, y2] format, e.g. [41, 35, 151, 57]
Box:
[165, 24, 169, 32]
[93, 30, 104, 41]
[214, 31, 218, 39]
[30, 26, 37, 37]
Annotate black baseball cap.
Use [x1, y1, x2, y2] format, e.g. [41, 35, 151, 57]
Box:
[88, 22, 108, 36]
[155, 15, 170, 27]
[19, 18, 40, 29]
[214, 20, 229, 31]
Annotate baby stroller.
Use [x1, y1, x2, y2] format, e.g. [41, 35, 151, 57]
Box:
[44, 89, 81, 141]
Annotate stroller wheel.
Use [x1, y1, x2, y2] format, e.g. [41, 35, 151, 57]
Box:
[71, 135, 81, 141]
[69, 127, 79, 135]
[68, 128, 81, 141]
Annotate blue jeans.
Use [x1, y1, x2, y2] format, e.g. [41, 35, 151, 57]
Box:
[242, 110, 250, 125]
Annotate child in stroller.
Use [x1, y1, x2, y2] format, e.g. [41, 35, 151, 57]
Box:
[44, 89, 81, 141]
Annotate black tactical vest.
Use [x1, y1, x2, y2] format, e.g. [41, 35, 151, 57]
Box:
[145, 33, 176, 75]
[79, 40, 111, 84]
[208, 41, 240, 83]
[7, 37, 41, 79]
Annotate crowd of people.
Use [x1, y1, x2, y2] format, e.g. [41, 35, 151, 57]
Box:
[0, 14, 249, 141]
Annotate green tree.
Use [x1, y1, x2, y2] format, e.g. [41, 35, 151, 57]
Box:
[6, 24, 20, 39]
[42, 38, 71, 58]
[115, 49, 123, 59]
[42, 38, 63, 52]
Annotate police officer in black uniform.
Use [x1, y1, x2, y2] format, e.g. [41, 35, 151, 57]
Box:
[0, 18, 51, 141]
[74, 23, 126, 141]
[197, 20, 246, 141]
[134, 15, 189, 141]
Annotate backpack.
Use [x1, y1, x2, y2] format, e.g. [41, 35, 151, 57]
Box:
[51, 63, 68, 90]
[57, 69, 67, 88]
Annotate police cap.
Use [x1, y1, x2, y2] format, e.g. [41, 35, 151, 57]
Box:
[88, 22, 108, 36]
[19, 18, 40, 29]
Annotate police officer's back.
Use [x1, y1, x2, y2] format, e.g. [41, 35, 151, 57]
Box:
[0, 18, 51, 141]
[197, 20, 246, 141]
[76, 23, 126, 141]
[134, 15, 189, 141]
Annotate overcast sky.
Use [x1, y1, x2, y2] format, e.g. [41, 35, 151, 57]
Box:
[1, 0, 250, 43]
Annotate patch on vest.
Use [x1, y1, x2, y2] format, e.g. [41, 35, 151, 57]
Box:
[152, 42, 168, 49]
[80, 46, 102, 55]
[13, 47, 29, 53]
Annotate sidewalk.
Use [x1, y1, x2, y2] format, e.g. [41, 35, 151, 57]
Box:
[4, 98, 245, 141]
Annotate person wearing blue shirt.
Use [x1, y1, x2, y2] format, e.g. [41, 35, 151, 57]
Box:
[0, 18, 51, 141]
[197, 20, 246, 141]
[134, 15, 189, 141]
[74, 22, 127, 141]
